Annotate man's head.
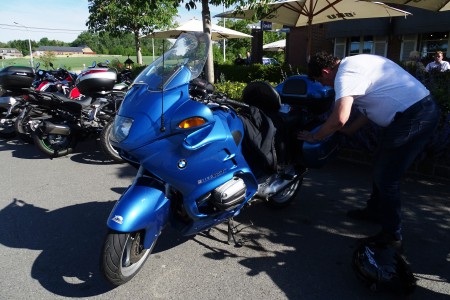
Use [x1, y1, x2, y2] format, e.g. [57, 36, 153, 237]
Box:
[434, 51, 444, 63]
[308, 51, 340, 87]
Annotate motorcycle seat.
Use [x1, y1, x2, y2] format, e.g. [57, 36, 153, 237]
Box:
[50, 93, 93, 108]
[241, 81, 304, 169]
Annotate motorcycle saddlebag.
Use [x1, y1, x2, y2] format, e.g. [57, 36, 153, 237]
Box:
[275, 75, 335, 115]
[300, 125, 340, 169]
[352, 243, 417, 296]
[0, 66, 34, 91]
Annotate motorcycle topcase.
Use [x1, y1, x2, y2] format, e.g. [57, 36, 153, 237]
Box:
[0, 66, 35, 90]
[76, 67, 117, 96]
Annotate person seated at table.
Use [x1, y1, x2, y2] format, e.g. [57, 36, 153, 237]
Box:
[425, 51, 450, 72]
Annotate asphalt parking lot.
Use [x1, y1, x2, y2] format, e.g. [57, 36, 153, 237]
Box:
[0, 137, 449, 299]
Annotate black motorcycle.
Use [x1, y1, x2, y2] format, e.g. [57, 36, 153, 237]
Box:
[28, 66, 126, 161]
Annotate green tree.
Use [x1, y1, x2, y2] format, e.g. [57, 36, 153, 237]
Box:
[71, 31, 101, 53]
[87, 0, 178, 65]
[40, 51, 57, 68]
[176, 0, 273, 82]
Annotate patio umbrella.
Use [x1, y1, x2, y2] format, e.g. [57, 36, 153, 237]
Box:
[381, 0, 450, 11]
[263, 39, 286, 51]
[145, 18, 252, 41]
[216, 0, 412, 58]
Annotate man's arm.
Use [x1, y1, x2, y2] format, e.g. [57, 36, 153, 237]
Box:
[339, 113, 369, 136]
[297, 96, 354, 142]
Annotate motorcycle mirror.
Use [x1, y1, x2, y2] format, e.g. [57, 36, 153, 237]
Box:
[50, 62, 54, 69]
[91, 61, 96, 68]
[35, 62, 40, 71]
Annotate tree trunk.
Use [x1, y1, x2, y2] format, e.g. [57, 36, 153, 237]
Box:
[134, 31, 143, 65]
[201, 0, 214, 83]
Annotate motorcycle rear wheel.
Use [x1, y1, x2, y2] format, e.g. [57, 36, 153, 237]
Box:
[101, 230, 156, 286]
[267, 176, 303, 208]
[14, 113, 33, 144]
[32, 131, 76, 157]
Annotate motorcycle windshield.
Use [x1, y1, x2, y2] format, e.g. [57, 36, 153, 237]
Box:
[134, 32, 210, 91]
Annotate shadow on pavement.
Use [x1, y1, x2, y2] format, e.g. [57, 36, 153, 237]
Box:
[0, 198, 192, 298]
[192, 160, 450, 299]
[0, 199, 115, 297]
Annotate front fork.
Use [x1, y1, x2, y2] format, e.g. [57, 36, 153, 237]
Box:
[107, 166, 171, 249]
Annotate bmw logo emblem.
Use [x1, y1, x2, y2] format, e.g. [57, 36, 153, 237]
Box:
[177, 159, 187, 169]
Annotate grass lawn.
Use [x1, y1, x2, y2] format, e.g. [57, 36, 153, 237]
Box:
[1, 55, 156, 72]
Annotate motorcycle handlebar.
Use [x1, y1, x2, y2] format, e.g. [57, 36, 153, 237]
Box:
[213, 93, 249, 109]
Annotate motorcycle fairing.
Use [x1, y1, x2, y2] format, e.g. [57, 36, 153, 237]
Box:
[106, 176, 170, 249]
[128, 110, 257, 215]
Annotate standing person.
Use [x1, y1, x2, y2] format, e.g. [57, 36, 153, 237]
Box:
[425, 51, 450, 72]
[298, 52, 440, 249]
[234, 54, 245, 65]
[246, 51, 251, 65]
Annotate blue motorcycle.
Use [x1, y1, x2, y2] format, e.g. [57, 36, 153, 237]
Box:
[101, 32, 337, 286]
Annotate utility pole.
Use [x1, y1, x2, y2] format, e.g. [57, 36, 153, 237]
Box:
[14, 22, 34, 67]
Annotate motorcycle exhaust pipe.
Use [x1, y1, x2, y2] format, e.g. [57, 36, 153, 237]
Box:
[42, 121, 71, 135]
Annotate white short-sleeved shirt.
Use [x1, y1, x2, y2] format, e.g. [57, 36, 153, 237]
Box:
[425, 60, 450, 72]
[334, 54, 430, 127]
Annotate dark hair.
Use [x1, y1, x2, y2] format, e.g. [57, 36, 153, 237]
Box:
[308, 51, 339, 79]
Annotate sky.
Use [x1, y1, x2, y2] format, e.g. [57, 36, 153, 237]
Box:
[0, 0, 227, 43]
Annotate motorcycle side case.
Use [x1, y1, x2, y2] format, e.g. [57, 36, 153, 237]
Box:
[301, 125, 340, 168]
[0, 96, 17, 109]
[0, 66, 34, 91]
[275, 75, 335, 115]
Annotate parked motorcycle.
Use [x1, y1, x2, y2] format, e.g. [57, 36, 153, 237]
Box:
[0, 66, 35, 139]
[27, 65, 125, 160]
[34, 63, 79, 97]
[100, 32, 339, 285]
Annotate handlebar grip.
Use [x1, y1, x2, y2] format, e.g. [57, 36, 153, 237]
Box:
[221, 98, 249, 108]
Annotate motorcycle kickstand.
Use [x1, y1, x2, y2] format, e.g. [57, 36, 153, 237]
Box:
[227, 217, 243, 247]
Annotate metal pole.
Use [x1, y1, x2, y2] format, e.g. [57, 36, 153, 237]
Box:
[152, 38, 155, 62]
[223, 4, 226, 62]
[14, 22, 33, 67]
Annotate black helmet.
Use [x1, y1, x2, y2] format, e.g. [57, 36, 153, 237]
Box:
[352, 244, 416, 295]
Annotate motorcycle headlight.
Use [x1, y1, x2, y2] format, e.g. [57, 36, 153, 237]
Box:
[110, 116, 134, 143]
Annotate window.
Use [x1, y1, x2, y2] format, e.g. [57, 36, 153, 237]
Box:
[401, 34, 418, 61]
[349, 36, 374, 56]
[420, 32, 449, 59]
[334, 37, 346, 59]
[335, 36, 387, 58]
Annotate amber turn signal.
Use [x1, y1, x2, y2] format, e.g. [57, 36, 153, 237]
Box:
[178, 117, 206, 129]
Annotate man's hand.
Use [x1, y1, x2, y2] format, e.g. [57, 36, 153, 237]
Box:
[297, 130, 319, 143]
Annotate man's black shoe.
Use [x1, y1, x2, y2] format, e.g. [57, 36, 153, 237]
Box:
[361, 231, 403, 252]
[347, 207, 379, 224]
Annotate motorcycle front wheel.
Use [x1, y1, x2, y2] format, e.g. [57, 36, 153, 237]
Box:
[32, 131, 76, 157]
[100, 119, 124, 163]
[101, 230, 156, 286]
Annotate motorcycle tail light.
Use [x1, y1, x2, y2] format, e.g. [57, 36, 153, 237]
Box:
[178, 117, 206, 129]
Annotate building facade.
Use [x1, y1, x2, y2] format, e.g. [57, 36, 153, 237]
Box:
[286, 8, 450, 68]
[0, 48, 23, 59]
[34, 46, 95, 56]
